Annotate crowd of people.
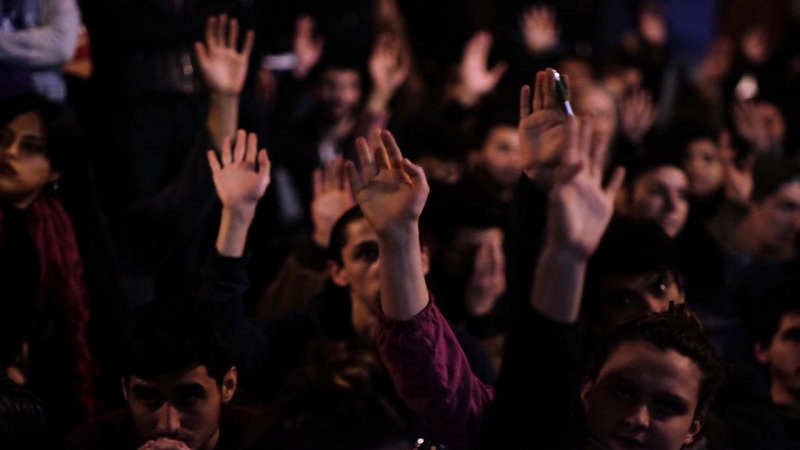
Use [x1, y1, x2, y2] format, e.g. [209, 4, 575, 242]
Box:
[2, 0, 800, 449]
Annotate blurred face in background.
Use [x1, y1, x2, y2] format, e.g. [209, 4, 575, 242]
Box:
[318, 68, 362, 121]
[476, 125, 522, 188]
[624, 166, 690, 238]
[0, 111, 60, 209]
[574, 85, 619, 153]
[683, 138, 723, 197]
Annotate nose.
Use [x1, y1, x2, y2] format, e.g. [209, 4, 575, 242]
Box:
[1, 139, 19, 158]
[662, 192, 677, 212]
[623, 404, 651, 429]
[154, 403, 181, 435]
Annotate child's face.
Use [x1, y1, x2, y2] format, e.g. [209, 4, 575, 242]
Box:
[581, 340, 703, 450]
[683, 138, 722, 197]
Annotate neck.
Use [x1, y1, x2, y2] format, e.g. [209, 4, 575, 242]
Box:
[350, 295, 378, 342]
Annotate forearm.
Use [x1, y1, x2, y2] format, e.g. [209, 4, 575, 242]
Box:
[207, 92, 239, 150]
[530, 244, 587, 324]
[0, 0, 81, 68]
[377, 225, 429, 320]
[215, 207, 255, 257]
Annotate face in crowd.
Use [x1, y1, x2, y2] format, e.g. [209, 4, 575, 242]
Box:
[682, 137, 723, 198]
[0, 111, 60, 209]
[621, 165, 690, 239]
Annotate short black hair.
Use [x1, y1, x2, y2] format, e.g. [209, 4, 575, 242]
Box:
[749, 272, 800, 347]
[587, 304, 726, 418]
[327, 206, 366, 265]
[119, 300, 232, 385]
[0, 376, 51, 450]
[751, 154, 800, 203]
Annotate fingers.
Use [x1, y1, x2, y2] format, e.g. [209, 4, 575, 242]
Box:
[490, 61, 509, 84]
[345, 160, 364, 194]
[258, 148, 271, 174]
[520, 84, 532, 118]
[206, 15, 219, 48]
[604, 166, 626, 198]
[245, 131, 258, 164]
[241, 29, 255, 56]
[401, 158, 428, 190]
[542, 68, 558, 109]
[215, 15, 228, 49]
[372, 128, 392, 171]
[355, 136, 377, 182]
[220, 135, 232, 164]
[532, 71, 545, 111]
[207, 149, 221, 173]
[194, 41, 210, 68]
[233, 129, 246, 162]
[228, 17, 239, 48]
[382, 130, 404, 168]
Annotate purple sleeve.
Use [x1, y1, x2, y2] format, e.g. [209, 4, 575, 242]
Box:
[377, 297, 495, 450]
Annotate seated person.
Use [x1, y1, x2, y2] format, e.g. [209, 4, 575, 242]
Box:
[193, 129, 493, 445]
[751, 274, 800, 444]
[614, 151, 690, 239]
[67, 300, 269, 450]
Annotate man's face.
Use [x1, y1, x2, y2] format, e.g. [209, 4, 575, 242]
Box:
[581, 340, 703, 450]
[318, 68, 362, 121]
[592, 270, 683, 332]
[755, 312, 800, 403]
[755, 102, 786, 147]
[627, 166, 689, 238]
[478, 125, 522, 188]
[333, 218, 382, 308]
[750, 181, 800, 255]
[575, 86, 618, 151]
[124, 365, 236, 450]
[683, 138, 723, 197]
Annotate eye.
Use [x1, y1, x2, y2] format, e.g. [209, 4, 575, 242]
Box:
[354, 242, 379, 263]
[611, 383, 636, 402]
[19, 137, 45, 156]
[134, 392, 164, 410]
[651, 398, 688, 418]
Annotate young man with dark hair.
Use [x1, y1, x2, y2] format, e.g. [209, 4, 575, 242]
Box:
[67, 131, 273, 450]
[752, 275, 800, 443]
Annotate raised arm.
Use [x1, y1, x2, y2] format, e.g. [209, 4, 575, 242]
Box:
[0, 0, 81, 68]
[532, 117, 624, 323]
[347, 130, 493, 449]
[195, 14, 255, 150]
[345, 129, 428, 319]
[208, 129, 271, 257]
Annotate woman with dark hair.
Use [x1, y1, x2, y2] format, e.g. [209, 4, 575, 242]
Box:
[0, 93, 120, 434]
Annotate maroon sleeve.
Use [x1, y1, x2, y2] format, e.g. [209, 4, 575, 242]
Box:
[376, 296, 494, 450]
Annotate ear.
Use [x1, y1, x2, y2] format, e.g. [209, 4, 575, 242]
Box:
[579, 377, 593, 413]
[684, 417, 703, 447]
[327, 260, 350, 288]
[420, 245, 431, 276]
[221, 367, 238, 403]
[48, 170, 61, 184]
[121, 377, 129, 402]
[753, 341, 771, 365]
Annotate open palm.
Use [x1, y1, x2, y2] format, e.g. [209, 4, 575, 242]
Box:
[207, 129, 271, 212]
[195, 15, 255, 95]
[520, 69, 570, 181]
[345, 129, 428, 235]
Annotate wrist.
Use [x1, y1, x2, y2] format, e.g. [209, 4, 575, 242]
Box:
[375, 223, 419, 248]
[539, 242, 591, 267]
[452, 83, 481, 108]
[312, 227, 331, 248]
[221, 205, 256, 224]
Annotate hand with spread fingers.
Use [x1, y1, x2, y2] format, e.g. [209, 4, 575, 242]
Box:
[519, 68, 570, 187]
[345, 129, 429, 237]
[547, 117, 626, 259]
[311, 155, 355, 247]
[207, 129, 271, 216]
[195, 14, 255, 96]
[453, 31, 508, 107]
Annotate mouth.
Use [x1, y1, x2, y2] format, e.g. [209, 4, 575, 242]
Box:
[0, 162, 17, 176]
[610, 435, 647, 449]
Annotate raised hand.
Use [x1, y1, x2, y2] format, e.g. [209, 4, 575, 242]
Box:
[620, 87, 659, 144]
[293, 14, 324, 79]
[195, 14, 255, 95]
[519, 68, 570, 187]
[453, 31, 508, 107]
[311, 155, 356, 247]
[520, 4, 560, 54]
[207, 129, 271, 215]
[719, 131, 755, 205]
[367, 33, 410, 113]
[547, 117, 625, 259]
[345, 129, 428, 237]
[464, 228, 507, 317]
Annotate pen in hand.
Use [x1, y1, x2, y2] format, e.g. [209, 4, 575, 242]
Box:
[553, 70, 574, 116]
